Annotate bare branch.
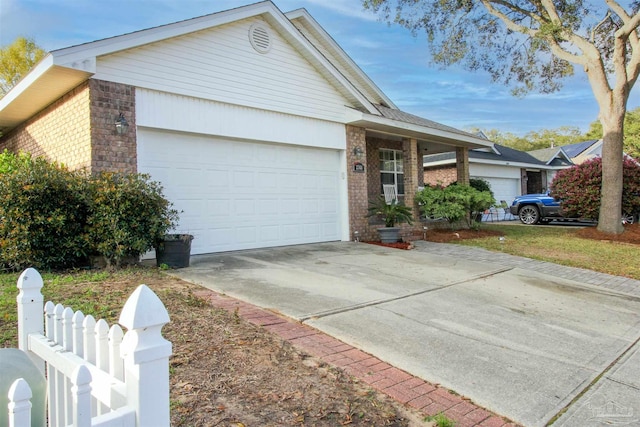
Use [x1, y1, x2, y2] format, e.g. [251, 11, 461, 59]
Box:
[591, 11, 612, 43]
[539, 0, 562, 23]
[481, 0, 588, 65]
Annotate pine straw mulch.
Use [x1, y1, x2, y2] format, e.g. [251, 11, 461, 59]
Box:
[575, 222, 640, 244]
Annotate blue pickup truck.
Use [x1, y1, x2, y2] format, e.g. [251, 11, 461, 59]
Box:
[511, 192, 638, 225]
[509, 193, 564, 225]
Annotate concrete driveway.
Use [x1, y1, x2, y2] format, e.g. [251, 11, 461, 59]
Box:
[172, 242, 640, 427]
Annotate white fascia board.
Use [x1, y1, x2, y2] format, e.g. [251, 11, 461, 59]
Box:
[347, 109, 493, 148]
[424, 156, 561, 170]
[472, 158, 561, 170]
[0, 54, 54, 111]
[285, 8, 397, 109]
[544, 148, 573, 166]
[423, 158, 456, 167]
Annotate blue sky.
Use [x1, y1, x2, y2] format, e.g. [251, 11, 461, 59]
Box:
[1, 0, 638, 136]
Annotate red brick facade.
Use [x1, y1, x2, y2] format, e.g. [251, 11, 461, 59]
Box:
[347, 129, 430, 242]
[0, 79, 136, 174]
[346, 125, 369, 241]
[89, 80, 137, 173]
[423, 165, 457, 187]
[0, 82, 93, 170]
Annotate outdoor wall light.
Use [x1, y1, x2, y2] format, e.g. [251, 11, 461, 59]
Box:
[353, 146, 364, 158]
[114, 112, 129, 135]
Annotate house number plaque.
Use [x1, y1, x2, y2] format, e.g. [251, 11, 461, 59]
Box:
[353, 162, 365, 173]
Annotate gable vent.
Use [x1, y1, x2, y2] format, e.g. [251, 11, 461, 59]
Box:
[249, 24, 272, 54]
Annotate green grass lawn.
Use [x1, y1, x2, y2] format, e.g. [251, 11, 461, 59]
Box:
[464, 224, 640, 280]
[0, 269, 146, 348]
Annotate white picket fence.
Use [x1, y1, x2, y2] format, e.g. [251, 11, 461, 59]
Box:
[6, 267, 172, 427]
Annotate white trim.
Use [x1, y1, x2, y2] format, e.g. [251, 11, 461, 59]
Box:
[347, 109, 492, 148]
[136, 89, 346, 150]
[423, 156, 568, 170]
[0, 55, 54, 111]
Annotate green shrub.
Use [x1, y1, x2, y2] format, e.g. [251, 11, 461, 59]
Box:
[416, 183, 495, 229]
[0, 152, 90, 271]
[550, 157, 640, 219]
[0, 151, 180, 271]
[469, 178, 494, 199]
[87, 172, 179, 268]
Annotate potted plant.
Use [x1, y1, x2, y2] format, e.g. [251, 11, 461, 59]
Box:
[366, 196, 414, 243]
[155, 233, 194, 268]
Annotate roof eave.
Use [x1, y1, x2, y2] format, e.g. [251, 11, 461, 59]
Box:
[348, 110, 493, 149]
[1, 1, 379, 133]
[0, 55, 93, 132]
[423, 157, 567, 170]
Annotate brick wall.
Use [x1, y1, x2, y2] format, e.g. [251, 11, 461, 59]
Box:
[0, 79, 137, 174]
[423, 165, 457, 186]
[0, 82, 92, 170]
[346, 125, 369, 241]
[352, 135, 430, 241]
[89, 79, 137, 173]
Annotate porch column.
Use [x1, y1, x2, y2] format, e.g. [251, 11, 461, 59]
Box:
[456, 147, 470, 185]
[346, 125, 368, 241]
[402, 137, 420, 220]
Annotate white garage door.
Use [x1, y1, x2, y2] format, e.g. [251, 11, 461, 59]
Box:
[138, 129, 342, 254]
[484, 177, 520, 205]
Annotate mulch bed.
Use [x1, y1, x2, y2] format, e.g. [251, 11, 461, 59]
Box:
[365, 229, 502, 248]
[363, 241, 413, 250]
[576, 222, 640, 244]
[367, 223, 640, 247]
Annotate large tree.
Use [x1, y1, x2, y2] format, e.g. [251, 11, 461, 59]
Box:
[364, 0, 640, 234]
[0, 37, 46, 97]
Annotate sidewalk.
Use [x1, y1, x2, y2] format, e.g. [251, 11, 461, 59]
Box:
[192, 288, 520, 427]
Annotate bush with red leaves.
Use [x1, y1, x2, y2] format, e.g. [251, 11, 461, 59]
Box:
[550, 157, 640, 219]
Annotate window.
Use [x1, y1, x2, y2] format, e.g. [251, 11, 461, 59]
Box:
[380, 149, 404, 195]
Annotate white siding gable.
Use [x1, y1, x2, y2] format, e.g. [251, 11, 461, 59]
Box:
[94, 17, 354, 123]
[289, 15, 393, 108]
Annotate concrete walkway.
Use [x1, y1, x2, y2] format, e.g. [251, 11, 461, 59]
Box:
[172, 241, 640, 427]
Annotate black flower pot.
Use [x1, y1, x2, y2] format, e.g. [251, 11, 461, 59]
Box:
[155, 234, 194, 268]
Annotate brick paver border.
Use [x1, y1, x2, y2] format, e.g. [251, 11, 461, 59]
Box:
[193, 289, 520, 427]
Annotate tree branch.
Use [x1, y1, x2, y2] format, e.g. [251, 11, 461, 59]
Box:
[481, 0, 588, 65]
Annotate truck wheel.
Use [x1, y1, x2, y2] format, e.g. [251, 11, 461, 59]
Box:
[519, 205, 540, 225]
[622, 213, 635, 224]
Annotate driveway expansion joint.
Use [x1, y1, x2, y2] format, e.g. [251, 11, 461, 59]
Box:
[298, 267, 514, 322]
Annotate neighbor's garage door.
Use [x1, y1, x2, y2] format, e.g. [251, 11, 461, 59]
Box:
[138, 129, 342, 254]
[484, 177, 519, 204]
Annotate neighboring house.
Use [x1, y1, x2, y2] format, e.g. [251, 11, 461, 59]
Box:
[0, 1, 491, 254]
[423, 142, 572, 204]
[560, 139, 603, 164]
[526, 146, 574, 189]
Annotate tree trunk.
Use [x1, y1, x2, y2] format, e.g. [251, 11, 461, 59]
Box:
[597, 108, 626, 234]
